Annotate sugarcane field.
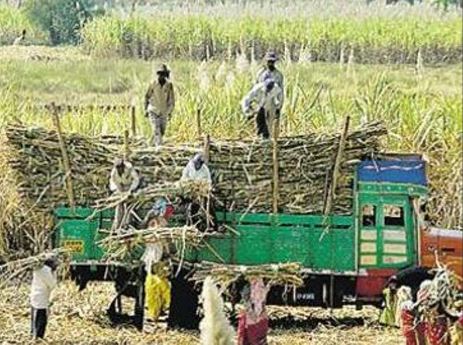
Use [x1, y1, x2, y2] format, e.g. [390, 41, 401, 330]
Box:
[1, 0, 463, 344]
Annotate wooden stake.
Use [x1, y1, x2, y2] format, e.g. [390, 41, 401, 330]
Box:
[203, 134, 211, 229]
[272, 118, 280, 214]
[196, 107, 202, 137]
[324, 115, 350, 216]
[203, 134, 211, 163]
[123, 129, 130, 160]
[130, 105, 136, 137]
[51, 102, 75, 209]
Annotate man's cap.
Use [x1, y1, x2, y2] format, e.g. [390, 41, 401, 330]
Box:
[264, 51, 278, 61]
[156, 63, 170, 73]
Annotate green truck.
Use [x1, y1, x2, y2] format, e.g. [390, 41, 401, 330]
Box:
[54, 153, 462, 329]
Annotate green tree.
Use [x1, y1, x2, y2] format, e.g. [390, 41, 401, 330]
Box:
[24, 0, 104, 45]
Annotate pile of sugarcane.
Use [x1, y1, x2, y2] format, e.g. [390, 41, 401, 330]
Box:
[0, 248, 68, 288]
[94, 180, 212, 212]
[97, 226, 205, 261]
[209, 121, 386, 214]
[191, 261, 303, 287]
[4, 121, 386, 215]
[4, 125, 117, 210]
[417, 258, 463, 317]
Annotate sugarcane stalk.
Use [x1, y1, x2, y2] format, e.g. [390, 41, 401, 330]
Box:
[196, 107, 202, 137]
[130, 105, 137, 137]
[51, 103, 75, 209]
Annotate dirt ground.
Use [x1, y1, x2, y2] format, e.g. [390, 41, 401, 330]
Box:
[0, 281, 402, 345]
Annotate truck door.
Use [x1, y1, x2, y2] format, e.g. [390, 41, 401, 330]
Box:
[358, 195, 415, 269]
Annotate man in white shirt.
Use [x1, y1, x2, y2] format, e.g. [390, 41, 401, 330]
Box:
[181, 153, 212, 185]
[30, 257, 58, 339]
[242, 76, 283, 139]
[109, 158, 140, 194]
[180, 154, 216, 231]
[109, 158, 141, 231]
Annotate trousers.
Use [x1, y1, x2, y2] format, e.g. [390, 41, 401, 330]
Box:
[256, 107, 277, 139]
[149, 112, 168, 146]
[31, 307, 48, 339]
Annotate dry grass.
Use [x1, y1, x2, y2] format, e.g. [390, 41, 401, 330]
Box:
[0, 281, 402, 345]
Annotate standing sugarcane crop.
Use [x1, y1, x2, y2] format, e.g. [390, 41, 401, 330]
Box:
[30, 256, 58, 340]
[144, 63, 175, 146]
[109, 158, 141, 231]
[241, 76, 283, 139]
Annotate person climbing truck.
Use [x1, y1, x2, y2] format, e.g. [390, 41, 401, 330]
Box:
[144, 63, 175, 146]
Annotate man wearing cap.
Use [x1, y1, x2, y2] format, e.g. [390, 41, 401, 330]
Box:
[145, 64, 175, 146]
[30, 257, 58, 340]
[241, 75, 283, 139]
[256, 51, 284, 97]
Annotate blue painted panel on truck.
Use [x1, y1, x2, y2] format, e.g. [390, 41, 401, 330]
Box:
[358, 158, 427, 186]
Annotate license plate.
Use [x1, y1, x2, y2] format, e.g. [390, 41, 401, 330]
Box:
[63, 240, 84, 253]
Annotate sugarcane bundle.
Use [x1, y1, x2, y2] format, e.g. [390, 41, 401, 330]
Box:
[97, 226, 206, 262]
[418, 258, 462, 313]
[4, 124, 117, 209]
[199, 276, 236, 345]
[4, 121, 386, 217]
[209, 121, 386, 214]
[191, 261, 303, 287]
[94, 180, 211, 211]
[0, 248, 69, 288]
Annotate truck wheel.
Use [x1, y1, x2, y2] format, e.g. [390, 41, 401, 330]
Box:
[168, 268, 200, 330]
[133, 280, 145, 331]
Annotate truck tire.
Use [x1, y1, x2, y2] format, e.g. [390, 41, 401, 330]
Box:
[168, 268, 200, 330]
[133, 278, 145, 331]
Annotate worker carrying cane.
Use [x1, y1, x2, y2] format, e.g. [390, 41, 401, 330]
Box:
[241, 74, 283, 139]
